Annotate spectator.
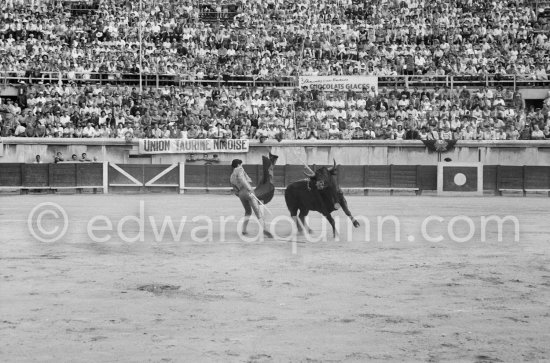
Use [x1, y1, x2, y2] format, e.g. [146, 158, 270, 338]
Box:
[54, 152, 64, 163]
[328, 123, 340, 140]
[531, 124, 546, 140]
[80, 153, 91, 162]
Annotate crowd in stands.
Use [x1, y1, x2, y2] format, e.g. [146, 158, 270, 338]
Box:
[0, 0, 550, 82]
[1, 0, 550, 141]
[2, 82, 550, 141]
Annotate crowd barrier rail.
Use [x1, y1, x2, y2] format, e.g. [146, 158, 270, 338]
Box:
[1, 162, 549, 196]
[2, 72, 550, 90]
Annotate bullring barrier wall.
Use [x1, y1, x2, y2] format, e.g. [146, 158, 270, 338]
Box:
[1, 162, 550, 196]
[2, 138, 550, 166]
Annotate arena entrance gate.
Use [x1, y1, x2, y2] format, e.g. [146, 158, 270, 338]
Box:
[107, 163, 182, 192]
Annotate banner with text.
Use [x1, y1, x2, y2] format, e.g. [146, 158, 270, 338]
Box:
[299, 76, 378, 91]
[139, 139, 249, 154]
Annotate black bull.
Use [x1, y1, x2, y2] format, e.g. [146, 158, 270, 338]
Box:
[284, 162, 360, 237]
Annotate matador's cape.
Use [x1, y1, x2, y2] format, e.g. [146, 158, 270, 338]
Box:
[254, 152, 278, 204]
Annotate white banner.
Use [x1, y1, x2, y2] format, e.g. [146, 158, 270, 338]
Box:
[139, 139, 249, 154]
[299, 76, 378, 91]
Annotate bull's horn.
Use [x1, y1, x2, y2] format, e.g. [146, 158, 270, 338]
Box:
[328, 159, 337, 171]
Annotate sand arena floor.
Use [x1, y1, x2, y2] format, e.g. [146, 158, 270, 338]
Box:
[1, 194, 549, 362]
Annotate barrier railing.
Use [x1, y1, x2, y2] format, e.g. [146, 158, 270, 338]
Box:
[0, 72, 298, 88]
[2, 72, 550, 90]
[1, 162, 549, 196]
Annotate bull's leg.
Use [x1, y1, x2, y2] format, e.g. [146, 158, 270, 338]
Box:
[324, 213, 337, 238]
[285, 191, 301, 234]
[292, 216, 305, 234]
[338, 190, 360, 228]
[293, 210, 304, 234]
[342, 204, 360, 228]
[298, 210, 313, 234]
[288, 207, 303, 234]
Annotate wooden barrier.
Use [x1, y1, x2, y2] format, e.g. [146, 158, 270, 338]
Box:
[1, 163, 549, 196]
[208, 164, 231, 189]
[108, 163, 180, 189]
[365, 165, 390, 188]
[184, 164, 208, 189]
[524, 166, 550, 194]
[483, 165, 498, 193]
[498, 166, 525, 195]
[23, 164, 49, 187]
[78, 163, 104, 187]
[108, 164, 144, 187]
[283, 165, 309, 186]
[390, 165, 420, 194]
[50, 163, 77, 187]
[144, 164, 179, 187]
[337, 166, 364, 188]
[273, 165, 287, 188]
[0, 163, 104, 193]
[524, 166, 547, 188]
[0, 163, 23, 186]
[417, 165, 438, 192]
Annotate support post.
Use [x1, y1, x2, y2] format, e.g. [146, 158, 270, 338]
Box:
[205, 164, 210, 190]
[522, 165, 526, 197]
[389, 164, 394, 196]
[103, 161, 109, 194]
[495, 165, 501, 196]
[179, 161, 185, 194]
